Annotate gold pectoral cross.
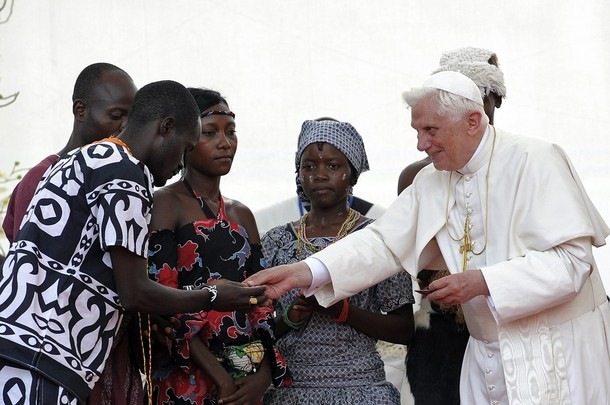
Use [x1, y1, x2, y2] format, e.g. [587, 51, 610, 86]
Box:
[459, 213, 473, 272]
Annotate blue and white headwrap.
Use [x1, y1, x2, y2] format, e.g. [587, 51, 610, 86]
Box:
[295, 119, 369, 207]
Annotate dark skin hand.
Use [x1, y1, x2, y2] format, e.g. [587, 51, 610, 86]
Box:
[146, 315, 180, 343]
[279, 291, 414, 345]
[188, 337, 238, 400]
[109, 246, 268, 315]
[143, 314, 181, 369]
[218, 357, 272, 405]
[145, 278, 268, 358]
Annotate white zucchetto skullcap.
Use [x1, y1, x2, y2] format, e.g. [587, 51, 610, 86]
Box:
[422, 71, 484, 105]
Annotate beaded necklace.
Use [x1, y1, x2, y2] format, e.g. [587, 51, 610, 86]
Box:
[297, 208, 361, 258]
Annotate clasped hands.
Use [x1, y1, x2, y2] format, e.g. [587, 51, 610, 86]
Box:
[207, 279, 269, 312]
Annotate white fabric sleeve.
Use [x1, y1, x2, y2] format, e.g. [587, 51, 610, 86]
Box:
[482, 236, 594, 325]
[302, 257, 331, 297]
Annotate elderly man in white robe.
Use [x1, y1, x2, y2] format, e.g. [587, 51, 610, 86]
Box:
[246, 70, 610, 404]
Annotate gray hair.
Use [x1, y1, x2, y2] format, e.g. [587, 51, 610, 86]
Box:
[403, 87, 489, 124]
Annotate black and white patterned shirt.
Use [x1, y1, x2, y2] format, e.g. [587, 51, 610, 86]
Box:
[0, 141, 153, 403]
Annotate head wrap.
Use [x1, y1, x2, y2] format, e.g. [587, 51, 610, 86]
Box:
[295, 119, 369, 207]
[433, 46, 507, 98]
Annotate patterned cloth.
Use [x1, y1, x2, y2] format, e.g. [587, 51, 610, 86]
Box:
[0, 142, 153, 403]
[148, 196, 291, 405]
[295, 120, 369, 209]
[295, 120, 369, 175]
[0, 358, 78, 405]
[1, 151, 143, 405]
[261, 220, 413, 405]
[86, 317, 143, 405]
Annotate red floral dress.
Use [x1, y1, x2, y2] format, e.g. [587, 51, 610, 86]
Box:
[148, 195, 291, 405]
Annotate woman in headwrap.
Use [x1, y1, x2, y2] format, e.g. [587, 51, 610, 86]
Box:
[261, 118, 414, 405]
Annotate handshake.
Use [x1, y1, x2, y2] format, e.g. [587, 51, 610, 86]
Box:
[201, 279, 269, 312]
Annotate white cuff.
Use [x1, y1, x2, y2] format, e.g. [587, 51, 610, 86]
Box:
[302, 257, 330, 297]
[481, 267, 499, 322]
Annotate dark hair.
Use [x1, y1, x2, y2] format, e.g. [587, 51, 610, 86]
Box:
[128, 80, 200, 132]
[72, 63, 130, 102]
[187, 88, 229, 113]
[488, 54, 499, 67]
[314, 117, 339, 122]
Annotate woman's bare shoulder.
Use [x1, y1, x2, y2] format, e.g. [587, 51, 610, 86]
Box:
[150, 183, 187, 230]
[224, 197, 260, 242]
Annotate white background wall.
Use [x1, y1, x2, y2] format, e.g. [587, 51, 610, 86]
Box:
[1, 1, 609, 286]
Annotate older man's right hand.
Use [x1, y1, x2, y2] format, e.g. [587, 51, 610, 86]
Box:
[244, 262, 314, 300]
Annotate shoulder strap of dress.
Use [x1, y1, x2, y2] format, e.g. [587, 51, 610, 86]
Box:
[182, 178, 217, 219]
[216, 195, 227, 220]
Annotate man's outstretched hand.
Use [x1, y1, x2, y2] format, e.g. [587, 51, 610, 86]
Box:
[244, 262, 314, 300]
[209, 279, 268, 312]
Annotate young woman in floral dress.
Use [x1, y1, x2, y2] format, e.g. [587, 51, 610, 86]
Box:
[147, 88, 291, 405]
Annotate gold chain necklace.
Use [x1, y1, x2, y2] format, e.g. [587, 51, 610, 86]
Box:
[444, 126, 496, 271]
[297, 208, 361, 258]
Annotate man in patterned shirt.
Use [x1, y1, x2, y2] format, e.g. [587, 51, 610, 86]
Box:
[0, 80, 268, 404]
[1, 62, 141, 405]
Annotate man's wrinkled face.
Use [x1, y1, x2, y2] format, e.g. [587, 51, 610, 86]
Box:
[411, 95, 475, 172]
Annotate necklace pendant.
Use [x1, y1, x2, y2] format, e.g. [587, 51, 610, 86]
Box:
[459, 241, 472, 272]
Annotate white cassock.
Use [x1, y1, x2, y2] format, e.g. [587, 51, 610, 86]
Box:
[312, 126, 610, 405]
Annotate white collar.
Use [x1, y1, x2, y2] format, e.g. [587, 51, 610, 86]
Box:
[458, 125, 492, 175]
